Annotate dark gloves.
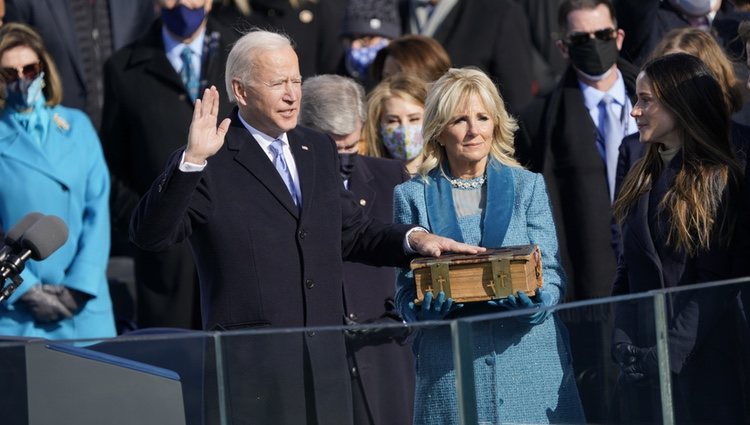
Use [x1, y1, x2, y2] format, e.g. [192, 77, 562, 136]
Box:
[20, 284, 90, 323]
[612, 343, 658, 383]
[344, 312, 410, 344]
[408, 290, 460, 321]
[490, 289, 553, 325]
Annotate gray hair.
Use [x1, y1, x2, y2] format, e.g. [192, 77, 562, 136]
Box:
[224, 29, 294, 102]
[299, 74, 366, 136]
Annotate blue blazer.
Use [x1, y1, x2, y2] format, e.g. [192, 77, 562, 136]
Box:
[0, 105, 115, 339]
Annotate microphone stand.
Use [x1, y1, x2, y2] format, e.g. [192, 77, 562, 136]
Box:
[0, 251, 32, 303]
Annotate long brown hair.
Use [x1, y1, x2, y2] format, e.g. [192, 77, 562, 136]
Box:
[613, 53, 743, 256]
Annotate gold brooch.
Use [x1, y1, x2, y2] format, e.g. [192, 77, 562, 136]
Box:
[52, 113, 70, 132]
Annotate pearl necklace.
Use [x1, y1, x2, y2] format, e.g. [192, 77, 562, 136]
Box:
[440, 166, 486, 189]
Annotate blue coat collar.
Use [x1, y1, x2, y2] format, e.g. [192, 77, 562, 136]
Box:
[425, 158, 514, 247]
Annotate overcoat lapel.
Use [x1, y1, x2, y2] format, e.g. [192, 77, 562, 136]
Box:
[226, 115, 300, 218]
[424, 158, 514, 247]
[289, 128, 314, 215]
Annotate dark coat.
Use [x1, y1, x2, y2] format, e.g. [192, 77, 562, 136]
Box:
[611, 154, 750, 424]
[130, 113, 413, 424]
[342, 155, 415, 425]
[100, 18, 238, 329]
[398, 0, 534, 112]
[210, 0, 346, 79]
[4, 0, 156, 126]
[518, 59, 638, 302]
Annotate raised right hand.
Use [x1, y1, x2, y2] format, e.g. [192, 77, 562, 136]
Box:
[184, 86, 232, 164]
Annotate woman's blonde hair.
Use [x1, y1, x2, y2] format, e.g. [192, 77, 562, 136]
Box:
[363, 73, 428, 157]
[0, 23, 63, 110]
[418, 67, 520, 177]
[650, 27, 742, 114]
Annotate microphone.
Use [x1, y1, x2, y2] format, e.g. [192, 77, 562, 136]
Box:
[0, 215, 69, 302]
[0, 212, 43, 262]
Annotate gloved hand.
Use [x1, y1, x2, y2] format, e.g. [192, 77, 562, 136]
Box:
[408, 291, 460, 321]
[343, 311, 410, 343]
[490, 289, 553, 325]
[20, 284, 89, 323]
[614, 343, 658, 383]
[612, 342, 639, 367]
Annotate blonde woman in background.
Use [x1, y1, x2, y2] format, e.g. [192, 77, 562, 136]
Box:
[363, 73, 427, 175]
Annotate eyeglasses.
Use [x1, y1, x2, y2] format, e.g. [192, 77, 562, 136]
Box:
[0, 62, 42, 82]
[565, 28, 617, 46]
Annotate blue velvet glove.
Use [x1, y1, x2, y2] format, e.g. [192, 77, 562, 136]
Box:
[489, 289, 553, 325]
[408, 291, 460, 321]
[615, 344, 658, 383]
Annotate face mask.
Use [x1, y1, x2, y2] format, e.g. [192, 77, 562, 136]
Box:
[161, 4, 206, 39]
[568, 38, 619, 78]
[5, 72, 45, 111]
[346, 38, 388, 80]
[668, 0, 711, 16]
[338, 152, 358, 181]
[380, 123, 424, 161]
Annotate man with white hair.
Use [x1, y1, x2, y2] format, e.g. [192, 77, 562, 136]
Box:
[131, 29, 479, 424]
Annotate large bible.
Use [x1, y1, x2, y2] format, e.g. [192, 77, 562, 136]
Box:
[410, 244, 543, 304]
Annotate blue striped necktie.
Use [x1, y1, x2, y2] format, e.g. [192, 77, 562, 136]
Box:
[180, 47, 199, 103]
[269, 139, 300, 206]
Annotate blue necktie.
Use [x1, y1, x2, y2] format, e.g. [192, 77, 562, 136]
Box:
[269, 139, 300, 206]
[601, 94, 622, 203]
[180, 47, 199, 103]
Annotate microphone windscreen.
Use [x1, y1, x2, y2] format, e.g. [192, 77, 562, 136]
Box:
[5, 212, 43, 246]
[21, 215, 69, 261]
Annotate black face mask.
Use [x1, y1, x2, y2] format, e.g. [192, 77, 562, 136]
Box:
[339, 152, 357, 181]
[568, 38, 619, 78]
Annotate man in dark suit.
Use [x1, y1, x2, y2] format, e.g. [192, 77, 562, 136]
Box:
[101, 0, 237, 330]
[130, 29, 479, 425]
[517, 0, 637, 421]
[5, 0, 156, 130]
[399, 0, 535, 112]
[299, 74, 415, 425]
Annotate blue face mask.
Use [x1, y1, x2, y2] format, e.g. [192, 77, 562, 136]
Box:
[5, 71, 45, 111]
[161, 4, 206, 39]
[346, 38, 389, 80]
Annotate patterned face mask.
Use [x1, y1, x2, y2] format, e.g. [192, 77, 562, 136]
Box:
[380, 123, 424, 161]
[345, 38, 389, 80]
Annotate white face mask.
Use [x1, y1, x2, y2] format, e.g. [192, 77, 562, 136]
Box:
[668, 0, 712, 16]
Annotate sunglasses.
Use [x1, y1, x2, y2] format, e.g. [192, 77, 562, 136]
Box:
[565, 28, 617, 46]
[0, 62, 42, 83]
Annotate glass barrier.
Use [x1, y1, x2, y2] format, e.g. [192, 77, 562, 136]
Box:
[1, 277, 748, 425]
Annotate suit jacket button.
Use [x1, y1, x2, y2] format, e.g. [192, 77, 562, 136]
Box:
[307, 331, 316, 337]
[348, 313, 357, 320]
[306, 279, 315, 289]
[350, 366, 358, 377]
[298, 229, 307, 239]
[178, 94, 187, 102]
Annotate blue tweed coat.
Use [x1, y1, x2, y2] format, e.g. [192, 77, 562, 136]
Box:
[394, 158, 585, 424]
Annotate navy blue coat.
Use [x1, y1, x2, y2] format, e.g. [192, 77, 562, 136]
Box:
[130, 111, 413, 425]
[611, 152, 750, 423]
[342, 155, 415, 425]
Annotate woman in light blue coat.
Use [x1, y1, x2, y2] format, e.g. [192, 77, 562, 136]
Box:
[0, 23, 115, 339]
[394, 68, 584, 424]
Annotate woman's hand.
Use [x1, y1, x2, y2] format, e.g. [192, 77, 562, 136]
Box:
[489, 289, 553, 325]
[409, 290, 461, 321]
